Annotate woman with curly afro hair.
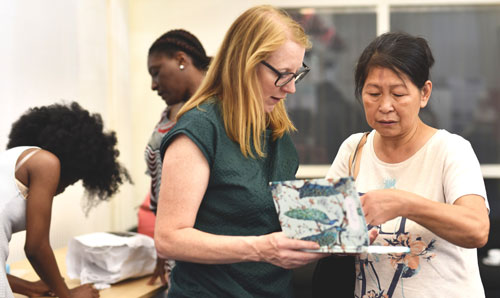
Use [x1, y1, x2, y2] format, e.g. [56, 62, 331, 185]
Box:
[1, 101, 131, 298]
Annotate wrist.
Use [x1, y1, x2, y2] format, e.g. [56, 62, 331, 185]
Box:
[399, 189, 413, 218]
[242, 236, 262, 262]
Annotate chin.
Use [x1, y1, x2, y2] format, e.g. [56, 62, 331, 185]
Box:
[264, 105, 275, 113]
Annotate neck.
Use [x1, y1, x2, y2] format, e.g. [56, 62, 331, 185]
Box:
[169, 71, 205, 121]
[374, 120, 436, 163]
[167, 102, 185, 121]
[188, 70, 205, 96]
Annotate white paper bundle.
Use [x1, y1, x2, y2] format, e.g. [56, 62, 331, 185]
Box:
[66, 232, 156, 288]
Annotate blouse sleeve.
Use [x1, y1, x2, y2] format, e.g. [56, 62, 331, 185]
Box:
[160, 106, 218, 168]
[442, 133, 489, 211]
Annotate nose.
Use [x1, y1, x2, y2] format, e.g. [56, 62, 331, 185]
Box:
[151, 78, 158, 91]
[378, 94, 394, 113]
[281, 80, 296, 94]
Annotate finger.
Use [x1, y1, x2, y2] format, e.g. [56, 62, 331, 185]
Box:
[361, 203, 370, 217]
[283, 238, 320, 250]
[147, 274, 157, 285]
[359, 195, 366, 206]
[288, 249, 324, 262]
[160, 271, 168, 285]
[368, 228, 378, 244]
[283, 251, 323, 268]
[364, 213, 372, 225]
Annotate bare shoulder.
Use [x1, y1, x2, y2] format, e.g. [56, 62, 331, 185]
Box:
[165, 134, 204, 158]
[28, 149, 60, 171]
[163, 134, 209, 174]
[25, 150, 61, 187]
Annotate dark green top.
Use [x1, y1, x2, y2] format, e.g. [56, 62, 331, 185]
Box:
[160, 99, 299, 298]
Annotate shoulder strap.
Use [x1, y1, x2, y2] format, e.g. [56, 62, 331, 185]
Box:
[15, 148, 41, 172]
[348, 132, 369, 180]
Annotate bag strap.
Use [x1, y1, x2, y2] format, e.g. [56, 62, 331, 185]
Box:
[348, 132, 369, 180]
[15, 148, 41, 172]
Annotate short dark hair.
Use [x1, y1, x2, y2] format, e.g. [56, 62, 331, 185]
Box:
[354, 32, 435, 99]
[7, 102, 131, 206]
[149, 29, 211, 71]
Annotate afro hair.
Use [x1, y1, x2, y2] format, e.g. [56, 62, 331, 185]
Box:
[7, 101, 131, 205]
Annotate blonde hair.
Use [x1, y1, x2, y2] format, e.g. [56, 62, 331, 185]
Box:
[176, 5, 311, 158]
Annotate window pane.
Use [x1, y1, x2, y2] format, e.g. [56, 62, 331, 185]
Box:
[285, 8, 376, 164]
[391, 5, 500, 163]
[485, 179, 500, 220]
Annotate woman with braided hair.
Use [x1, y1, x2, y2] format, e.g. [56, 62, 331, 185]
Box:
[1, 101, 130, 298]
[138, 29, 211, 287]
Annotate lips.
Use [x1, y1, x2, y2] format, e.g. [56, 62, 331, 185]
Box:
[159, 92, 168, 100]
[378, 120, 397, 125]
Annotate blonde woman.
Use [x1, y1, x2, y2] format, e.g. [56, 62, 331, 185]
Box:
[154, 5, 324, 297]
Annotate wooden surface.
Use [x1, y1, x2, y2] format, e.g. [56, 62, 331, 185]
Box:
[10, 247, 167, 298]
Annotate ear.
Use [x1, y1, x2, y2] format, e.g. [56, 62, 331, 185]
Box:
[174, 51, 190, 68]
[420, 80, 432, 108]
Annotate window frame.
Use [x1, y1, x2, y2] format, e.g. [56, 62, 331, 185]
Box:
[280, 0, 500, 179]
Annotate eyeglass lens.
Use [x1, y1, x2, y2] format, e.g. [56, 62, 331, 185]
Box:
[275, 65, 309, 87]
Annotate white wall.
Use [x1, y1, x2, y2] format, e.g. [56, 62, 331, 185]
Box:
[3, 0, 136, 264]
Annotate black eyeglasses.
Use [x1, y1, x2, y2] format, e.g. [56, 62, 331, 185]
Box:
[261, 61, 310, 87]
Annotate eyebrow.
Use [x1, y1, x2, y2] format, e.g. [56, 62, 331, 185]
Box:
[272, 62, 303, 73]
[148, 66, 159, 73]
[364, 83, 407, 89]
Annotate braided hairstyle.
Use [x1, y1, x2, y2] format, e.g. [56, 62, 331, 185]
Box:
[148, 29, 211, 71]
[7, 102, 131, 209]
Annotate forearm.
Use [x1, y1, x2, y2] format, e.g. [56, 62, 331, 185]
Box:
[157, 137, 321, 268]
[26, 242, 70, 298]
[155, 227, 262, 264]
[404, 192, 489, 248]
[7, 274, 33, 296]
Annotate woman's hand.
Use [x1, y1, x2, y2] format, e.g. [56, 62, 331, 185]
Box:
[360, 189, 405, 226]
[147, 257, 169, 285]
[253, 232, 325, 269]
[329, 228, 379, 257]
[8, 275, 54, 297]
[69, 284, 99, 298]
[368, 228, 378, 244]
[27, 280, 54, 297]
[361, 189, 489, 248]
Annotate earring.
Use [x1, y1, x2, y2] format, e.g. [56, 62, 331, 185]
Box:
[179, 65, 185, 70]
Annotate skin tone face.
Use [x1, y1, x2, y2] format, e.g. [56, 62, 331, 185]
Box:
[147, 51, 191, 107]
[257, 40, 306, 113]
[362, 67, 431, 141]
